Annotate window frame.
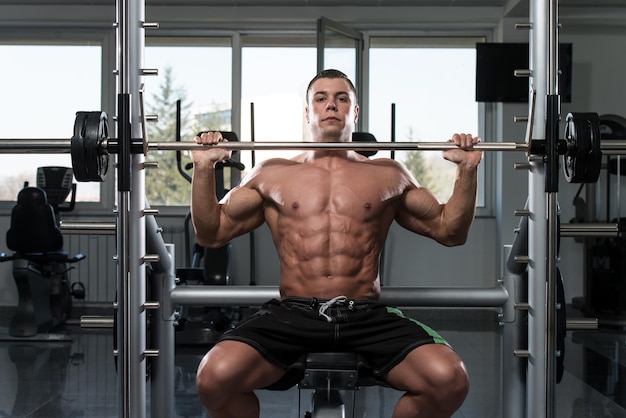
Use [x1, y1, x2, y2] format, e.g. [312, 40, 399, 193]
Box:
[0, 25, 495, 218]
[0, 28, 116, 216]
[143, 36, 235, 214]
[363, 32, 493, 216]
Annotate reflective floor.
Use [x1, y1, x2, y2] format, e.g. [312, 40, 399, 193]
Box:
[0, 307, 625, 418]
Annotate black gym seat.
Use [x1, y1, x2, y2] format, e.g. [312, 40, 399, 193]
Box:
[0, 186, 85, 337]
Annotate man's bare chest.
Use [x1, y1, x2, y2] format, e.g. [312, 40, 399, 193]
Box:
[259, 166, 400, 217]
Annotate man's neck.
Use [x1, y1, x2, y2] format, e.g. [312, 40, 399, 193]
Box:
[303, 149, 358, 163]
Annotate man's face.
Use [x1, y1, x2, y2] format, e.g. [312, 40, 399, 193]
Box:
[305, 77, 359, 142]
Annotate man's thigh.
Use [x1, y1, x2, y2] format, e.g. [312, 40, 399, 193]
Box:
[383, 344, 467, 392]
[200, 340, 287, 391]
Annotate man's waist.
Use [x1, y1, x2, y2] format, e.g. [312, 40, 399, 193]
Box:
[281, 296, 380, 309]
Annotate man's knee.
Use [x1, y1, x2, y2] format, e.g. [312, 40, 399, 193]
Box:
[196, 352, 236, 409]
[390, 346, 470, 414]
[443, 360, 470, 405]
[195, 341, 286, 412]
[427, 358, 469, 412]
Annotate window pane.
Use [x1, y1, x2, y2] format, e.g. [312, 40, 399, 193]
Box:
[322, 30, 357, 83]
[0, 45, 101, 202]
[240, 47, 316, 170]
[144, 44, 232, 206]
[369, 44, 483, 206]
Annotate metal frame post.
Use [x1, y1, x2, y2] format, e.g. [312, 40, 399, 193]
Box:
[147, 212, 176, 418]
[501, 252, 527, 418]
[527, 0, 547, 414]
[116, 0, 147, 417]
[528, 0, 560, 417]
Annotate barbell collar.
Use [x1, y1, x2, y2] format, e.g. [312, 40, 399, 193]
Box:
[105, 138, 143, 154]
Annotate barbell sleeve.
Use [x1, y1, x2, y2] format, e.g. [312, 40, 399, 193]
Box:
[0, 139, 73, 153]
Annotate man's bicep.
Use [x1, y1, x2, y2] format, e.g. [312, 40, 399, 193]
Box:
[219, 186, 266, 235]
[395, 186, 444, 237]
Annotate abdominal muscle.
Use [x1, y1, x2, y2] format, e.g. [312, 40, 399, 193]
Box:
[271, 211, 387, 301]
[254, 155, 403, 301]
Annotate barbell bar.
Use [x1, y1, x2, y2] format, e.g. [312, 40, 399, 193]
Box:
[148, 140, 529, 152]
[0, 111, 623, 183]
[0, 138, 527, 152]
[2, 138, 626, 153]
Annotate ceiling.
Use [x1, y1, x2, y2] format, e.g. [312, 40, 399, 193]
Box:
[2, 0, 625, 27]
[4, 0, 626, 6]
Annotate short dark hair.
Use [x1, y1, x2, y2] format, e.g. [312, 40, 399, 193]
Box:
[306, 69, 357, 103]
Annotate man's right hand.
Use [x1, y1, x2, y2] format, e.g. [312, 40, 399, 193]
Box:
[191, 131, 233, 168]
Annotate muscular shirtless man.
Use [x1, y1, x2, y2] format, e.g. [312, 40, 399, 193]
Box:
[191, 69, 483, 418]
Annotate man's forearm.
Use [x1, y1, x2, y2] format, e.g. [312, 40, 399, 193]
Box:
[443, 162, 479, 244]
[190, 162, 222, 245]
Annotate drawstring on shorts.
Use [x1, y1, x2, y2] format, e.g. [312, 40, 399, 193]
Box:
[318, 295, 348, 322]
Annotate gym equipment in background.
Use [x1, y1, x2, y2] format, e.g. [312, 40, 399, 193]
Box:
[0, 167, 85, 337]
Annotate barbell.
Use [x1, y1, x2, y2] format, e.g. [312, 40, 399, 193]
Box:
[1, 110, 623, 183]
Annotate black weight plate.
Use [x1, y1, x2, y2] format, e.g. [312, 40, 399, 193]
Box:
[71, 112, 90, 182]
[86, 112, 109, 182]
[563, 113, 590, 183]
[583, 113, 602, 183]
[71, 111, 109, 182]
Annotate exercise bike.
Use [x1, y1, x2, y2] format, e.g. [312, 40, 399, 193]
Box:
[0, 166, 86, 337]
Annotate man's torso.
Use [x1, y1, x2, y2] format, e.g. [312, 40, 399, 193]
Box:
[245, 153, 414, 300]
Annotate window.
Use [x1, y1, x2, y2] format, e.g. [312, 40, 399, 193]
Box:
[142, 34, 487, 210]
[144, 39, 232, 206]
[368, 37, 485, 206]
[240, 41, 316, 170]
[0, 44, 102, 202]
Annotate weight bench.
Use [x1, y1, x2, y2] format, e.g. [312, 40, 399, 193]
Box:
[297, 352, 390, 418]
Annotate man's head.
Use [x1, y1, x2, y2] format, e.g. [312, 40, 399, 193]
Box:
[305, 69, 359, 142]
[305, 69, 358, 104]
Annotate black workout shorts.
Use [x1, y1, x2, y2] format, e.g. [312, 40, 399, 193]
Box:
[216, 297, 450, 388]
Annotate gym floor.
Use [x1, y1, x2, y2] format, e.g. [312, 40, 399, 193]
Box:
[0, 307, 625, 418]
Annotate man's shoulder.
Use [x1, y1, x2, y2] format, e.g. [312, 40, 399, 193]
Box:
[361, 156, 406, 170]
[257, 156, 302, 167]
